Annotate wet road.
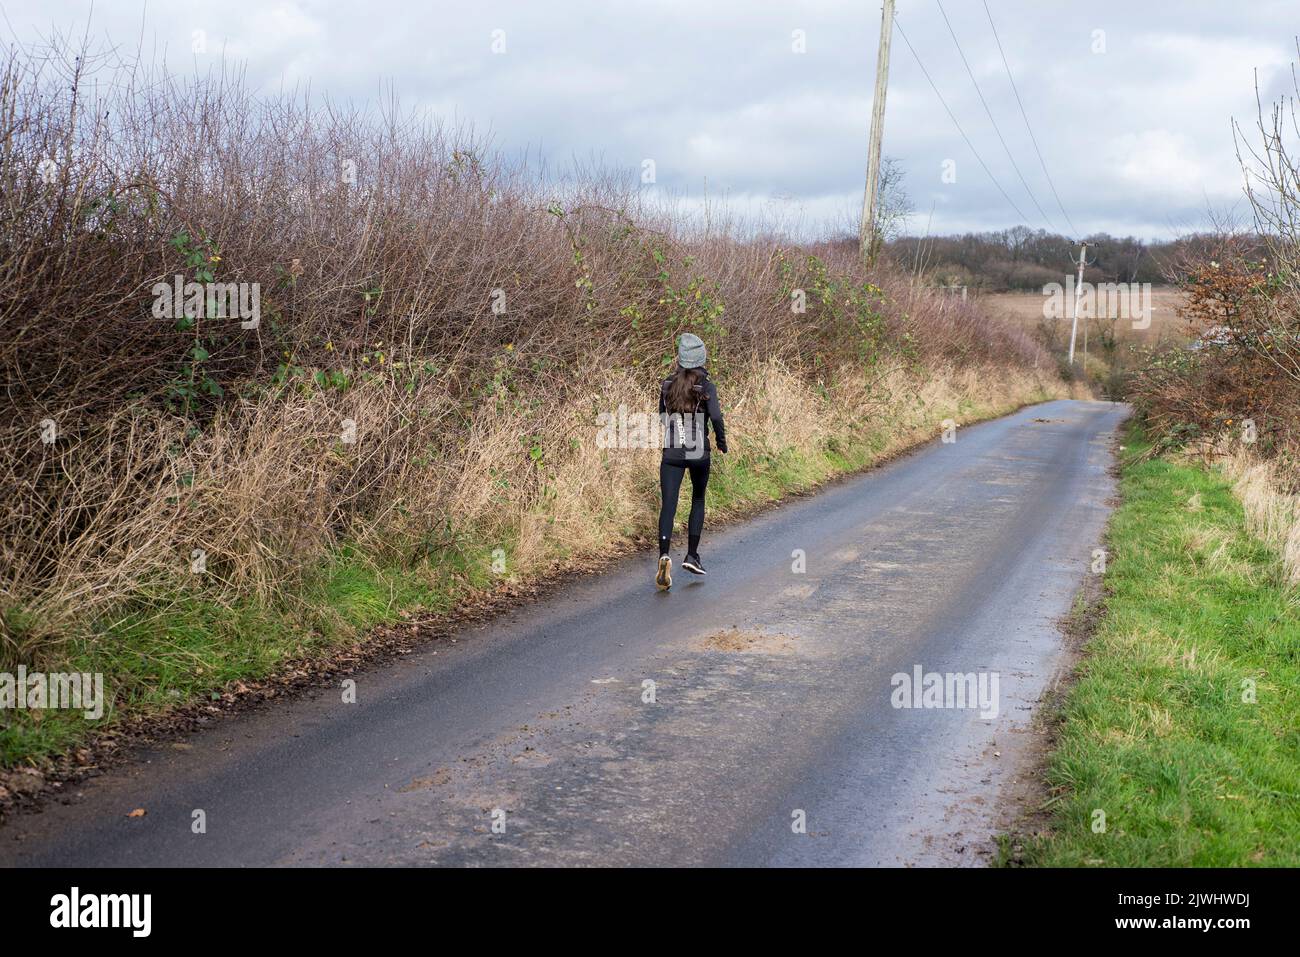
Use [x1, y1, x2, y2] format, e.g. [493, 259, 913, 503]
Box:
[0, 399, 1128, 867]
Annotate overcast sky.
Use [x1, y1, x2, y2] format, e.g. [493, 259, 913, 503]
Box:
[3, 0, 1297, 240]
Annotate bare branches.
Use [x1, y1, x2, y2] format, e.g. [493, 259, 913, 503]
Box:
[0, 35, 1053, 650]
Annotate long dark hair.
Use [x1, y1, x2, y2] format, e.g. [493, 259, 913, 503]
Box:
[665, 365, 703, 414]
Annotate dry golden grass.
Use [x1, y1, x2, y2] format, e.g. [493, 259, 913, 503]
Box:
[1221, 449, 1300, 585]
[4, 354, 1063, 661]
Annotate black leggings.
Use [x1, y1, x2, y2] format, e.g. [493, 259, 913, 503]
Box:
[659, 459, 710, 557]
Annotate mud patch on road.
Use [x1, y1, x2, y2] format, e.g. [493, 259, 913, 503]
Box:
[699, 628, 797, 654]
[398, 768, 452, 792]
[782, 583, 818, 600]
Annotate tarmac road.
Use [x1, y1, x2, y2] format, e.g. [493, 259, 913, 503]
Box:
[0, 399, 1129, 867]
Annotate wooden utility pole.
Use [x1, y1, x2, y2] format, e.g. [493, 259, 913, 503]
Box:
[1067, 241, 1088, 366]
[860, 0, 896, 263]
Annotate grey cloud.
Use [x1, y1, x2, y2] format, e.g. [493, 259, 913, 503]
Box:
[4, 0, 1295, 239]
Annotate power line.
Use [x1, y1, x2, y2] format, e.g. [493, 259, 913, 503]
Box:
[981, 0, 1081, 238]
[893, 16, 1035, 227]
[935, 0, 1057, 233]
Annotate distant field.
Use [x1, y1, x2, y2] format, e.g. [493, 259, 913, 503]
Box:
[978, 286, 1190, 349]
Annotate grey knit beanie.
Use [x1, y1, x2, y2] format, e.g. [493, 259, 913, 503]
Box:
[677, 333, 707, 369]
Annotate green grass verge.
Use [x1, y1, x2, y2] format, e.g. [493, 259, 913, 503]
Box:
[1020, 423, 1300, 866]
[0, 544, 497, 767]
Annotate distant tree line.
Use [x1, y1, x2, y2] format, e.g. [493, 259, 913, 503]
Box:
[879, 227, 1270, 292]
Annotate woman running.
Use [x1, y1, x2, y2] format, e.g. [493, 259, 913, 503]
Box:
[656, 332, 727, 590]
